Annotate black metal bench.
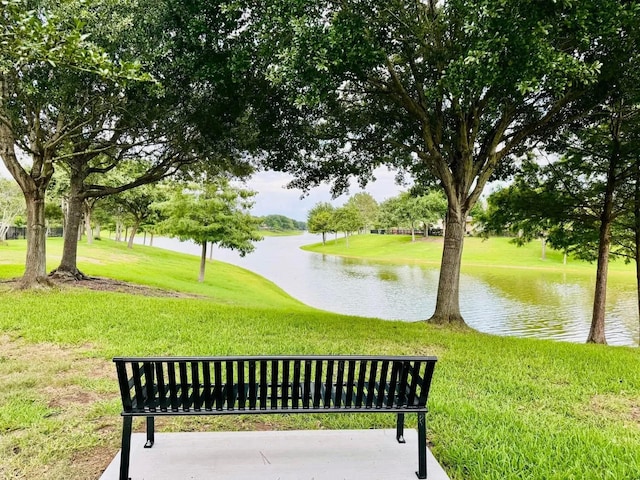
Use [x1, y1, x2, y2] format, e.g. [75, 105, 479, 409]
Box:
[114, 355, 437, 479]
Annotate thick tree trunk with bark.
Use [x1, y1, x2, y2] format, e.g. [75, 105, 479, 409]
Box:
[428, 204, 467, 326]
[587, 127, 621, 344]
[634, 155, 640, 346]
[21, 189, 51, 287]
[52, 171, 88, 280]
[199, 241, 207, 282]
[635, 225, 640, 347]
[1, 114, 53, 287]
[588, 218, 611, 344]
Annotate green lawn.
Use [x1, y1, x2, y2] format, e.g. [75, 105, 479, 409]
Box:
[304, 233, 636, 277]
[0, 238, 638, 480]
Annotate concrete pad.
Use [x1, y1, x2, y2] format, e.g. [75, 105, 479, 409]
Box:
[100, 429, 449, 480]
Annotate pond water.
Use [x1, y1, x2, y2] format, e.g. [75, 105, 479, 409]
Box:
[143, 233, 639, 347]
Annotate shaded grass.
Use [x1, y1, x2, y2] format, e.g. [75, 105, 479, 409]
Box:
[0, 238, 639, 480]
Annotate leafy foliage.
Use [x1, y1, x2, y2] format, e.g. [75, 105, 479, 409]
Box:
[246, 0, 636, 324]
[160, 179, 262, 253]
[260, 214, 306, 231]
[307, 202, 336, 244]
[345, 192, 379, 231]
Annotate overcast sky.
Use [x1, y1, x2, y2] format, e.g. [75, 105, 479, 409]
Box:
[0, 162, 407, 222]
[243, 167, 409, 221]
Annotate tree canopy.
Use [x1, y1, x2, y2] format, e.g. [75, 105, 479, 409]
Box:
[247, 0, 634, 325]
[159, 179, 262, 282]
[307, 202, 335, 245]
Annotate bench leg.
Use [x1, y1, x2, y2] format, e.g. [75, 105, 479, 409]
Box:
[416, 412, 427, 479]
[396, 413, 405, 443]
[144, 416, 155, 448]
[119, 416, 133, 480]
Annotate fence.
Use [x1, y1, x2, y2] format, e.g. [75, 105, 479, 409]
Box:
[4, 226, 64, 240]
[370, 228, 443, 236]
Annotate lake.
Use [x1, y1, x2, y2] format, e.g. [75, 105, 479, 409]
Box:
[141, 233, 639, 347]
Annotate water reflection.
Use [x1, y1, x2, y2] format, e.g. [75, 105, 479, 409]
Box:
[143, 233, 638, 347]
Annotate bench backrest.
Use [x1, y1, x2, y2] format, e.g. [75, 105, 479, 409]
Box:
[114, 356, 437, 415]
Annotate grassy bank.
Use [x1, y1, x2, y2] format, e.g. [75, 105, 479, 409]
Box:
[303, 234, 636, 276]
[0, 239, 638, 479]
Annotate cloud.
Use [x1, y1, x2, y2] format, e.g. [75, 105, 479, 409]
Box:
[244, 167, 408, 220]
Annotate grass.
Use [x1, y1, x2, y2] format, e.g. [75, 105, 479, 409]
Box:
[303, 233, 637, 277]
[0, 238, 639, 479]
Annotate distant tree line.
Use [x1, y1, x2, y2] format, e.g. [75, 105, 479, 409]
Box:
[307, 191, 447, 246]
[259, 215, 306, 231]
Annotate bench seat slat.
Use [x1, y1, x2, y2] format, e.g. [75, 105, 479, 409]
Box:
[191, 363, 201, 411]
[115, 356, 437, 414]
[270, 360, 278, 410]
[355, 361, 367, 407]
[259, 361, 268, 410]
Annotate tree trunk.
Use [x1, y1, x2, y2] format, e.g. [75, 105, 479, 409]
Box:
[127, 220, 141, 249]
[209, 242, 214, 260]
[95, 223, 101, 240]
[84, 201, 93, 245]
[588, 219, 611, 344]
[0, 102, 53, 287]
[634, 153, 640, 346]
[52, 170, 87, 280]
[115, 220, 123, 241]
[61, 197, 68, 234]
[541, 236, 547, 260]
[427, 204, 467, 326]
[199, 241, 207, 282]
[636, 223, 640, 347]
[586, 117, 622, 344]
[21, 189, 51, 287]
[322, 232, 326, 245]
[150, 232, 154, 247]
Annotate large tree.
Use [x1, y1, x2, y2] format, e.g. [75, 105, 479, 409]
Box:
[333, 204, 362, 248]
[482, 97, 640, 345]
[249, 0, 632, 326]
[160, 179, 262, 282]
[346, 192, 379, 233]
[307, 202, 335, 245]
[50, 0, 257, 280]
[0, 0, 148, 287]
